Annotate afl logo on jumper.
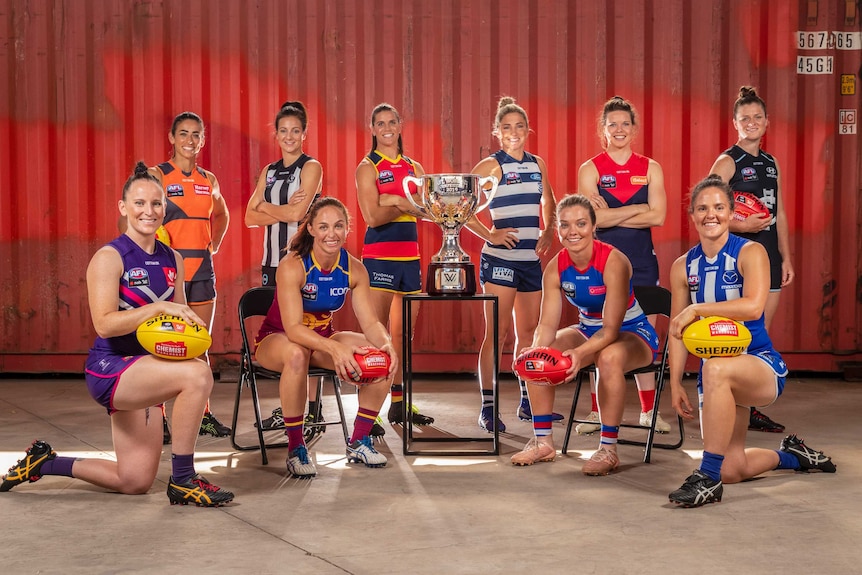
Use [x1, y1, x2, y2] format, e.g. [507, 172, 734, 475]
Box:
[128, 268, 149, 287]
[505, 172, 521, 185]
[561, 281, 576, 299]
[302, 283, 318, 301]
[741, 167, 758, 182]
[266, 174, 276, 185]
[378, 170, 395, 185]
[166, 183, 184, 197]
[600, 175, 616, 189]
[688, 275, 700, 292]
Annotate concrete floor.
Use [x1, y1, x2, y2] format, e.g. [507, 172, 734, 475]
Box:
[0, 373, 858, 574]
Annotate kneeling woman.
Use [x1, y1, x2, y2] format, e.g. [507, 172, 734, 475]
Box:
[255, 197, 397, 478]
[667, 175, 834, 508]
[513, 194, 658, 475]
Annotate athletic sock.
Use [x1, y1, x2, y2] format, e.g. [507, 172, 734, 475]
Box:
[600, 424, 619, 447]
[638, 388, 657, 413]
[533, 414, 554, 438]
[519, 379, 529, 401]
[590, 393, 599, 413]
[700, 451, 725, 482]
[350, 407, 379, 443]
[39, 456, 76, 478]
[390, 385, 403, 405]
[171, 453, 195, 484]
[776, 449, 800, 470]
[284, 415, 305, 451]
[481, 388, 494, 409]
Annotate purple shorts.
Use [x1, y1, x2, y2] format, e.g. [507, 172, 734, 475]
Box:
[84, 351, 144, 415]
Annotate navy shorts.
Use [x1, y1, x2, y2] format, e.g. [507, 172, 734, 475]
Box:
[261, 266, 277, 287]
[84, 351, 145, 415]
[479, 253, 542, 292]
[363, 258, 422, 294]
[186, 279, 216, 304]
[696, 348, 787, 408]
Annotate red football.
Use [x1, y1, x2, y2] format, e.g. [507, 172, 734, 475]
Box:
[513, 347, 573, 386]
[352, 347, 391, 385]
[732, 191, 770, 222]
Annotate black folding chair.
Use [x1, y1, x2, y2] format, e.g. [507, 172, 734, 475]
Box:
[561, 285, 684, 463]
[230, 286, 349, 465]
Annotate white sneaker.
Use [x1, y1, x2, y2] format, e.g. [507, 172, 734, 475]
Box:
[286, 445, 317, 478]
[639, 409, 671, 433]
[575, 411, 601, 435]
[346, 436, 388, 468]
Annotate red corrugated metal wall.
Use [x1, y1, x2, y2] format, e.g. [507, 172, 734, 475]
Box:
[1, 0, 860, 373]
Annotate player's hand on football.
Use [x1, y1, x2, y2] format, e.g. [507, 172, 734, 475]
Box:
[162, 302, 207, 328]
[739, 213, 770, 233]
[670, 305, 698, 340]
[379, 342, 399, 378]
[561, 348, 583, 383]
[489, 226, 518, 249]
[332, 342, 363, 382]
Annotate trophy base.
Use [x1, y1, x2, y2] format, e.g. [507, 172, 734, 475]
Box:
[426, 262, 477, 296]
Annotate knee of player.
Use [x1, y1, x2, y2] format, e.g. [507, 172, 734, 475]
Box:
[282, 343, 311, 373]
[700, 359, 731, 392]
[118, 476, 155, 495]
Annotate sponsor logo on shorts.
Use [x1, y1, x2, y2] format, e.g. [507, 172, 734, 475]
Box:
[378, 170, 395, 185]
[372, 271, 395, 287]
[302, 283, 318, 300]
[166, 183, 184, 197]
[505, 172, 521, 185]
[128, 267, 149, 287]
[630, 175, 648, 186]
[492, 266, 514, 283]
[688, 275, 700, 292]
[741, 167, 758, 182]
[194, 184, 210, 195]
[600, 175, 616, 188]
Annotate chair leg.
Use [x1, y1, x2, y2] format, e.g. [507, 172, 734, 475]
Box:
[561, 370, 587, 455]
[331, 376, 350, 444]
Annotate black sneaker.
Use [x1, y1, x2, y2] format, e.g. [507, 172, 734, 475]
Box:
[1, 440, 57, 492]
[167, 474, 234, 506]
[199, 411, 231, 437]
[163, 418, 172, 445]
[749, 408, 785, 433]
[388, 403, 435, 426]
[255, 406, 285, 431]
[668, 470, 723, 508]
[478, 407, 506, 433]
[369, 416, 386, 438]
[780, 434, 837, 473]
[303, 410, 326, 442]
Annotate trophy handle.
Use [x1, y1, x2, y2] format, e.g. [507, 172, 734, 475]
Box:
[401, 175, 427, 213]
[474, 175, 499, 214]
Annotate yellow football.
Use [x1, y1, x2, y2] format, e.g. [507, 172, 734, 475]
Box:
[136, 314, 211, 360]
[682, 316, 752, 359]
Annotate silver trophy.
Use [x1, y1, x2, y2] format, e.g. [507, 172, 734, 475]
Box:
[402, 173, 499, 296]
